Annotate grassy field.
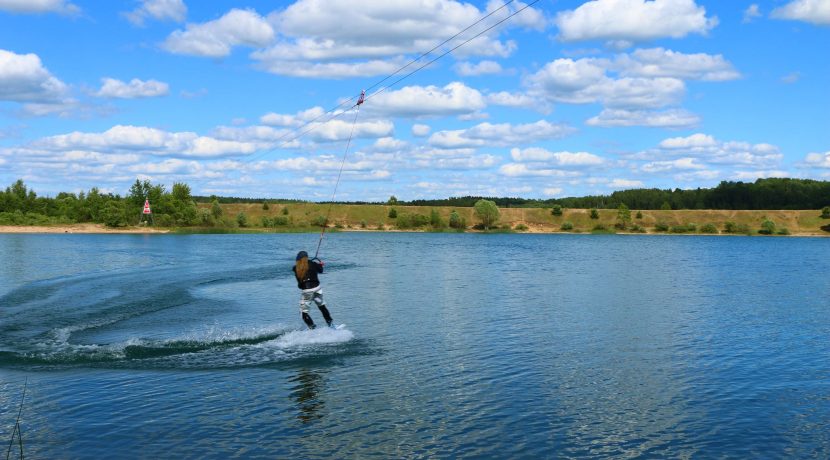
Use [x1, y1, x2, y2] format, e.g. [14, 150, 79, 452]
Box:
[202, 202, 830, 236]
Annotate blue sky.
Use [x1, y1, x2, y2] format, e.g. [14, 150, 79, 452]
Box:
[1, 0, 828, 201]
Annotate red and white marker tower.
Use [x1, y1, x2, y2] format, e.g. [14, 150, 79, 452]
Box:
[140, 199, 154, 225]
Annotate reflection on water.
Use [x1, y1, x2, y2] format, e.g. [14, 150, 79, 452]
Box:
[290, 368, 326, 424]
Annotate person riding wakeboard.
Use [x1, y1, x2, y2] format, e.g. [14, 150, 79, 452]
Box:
[292, 250, 334, 329]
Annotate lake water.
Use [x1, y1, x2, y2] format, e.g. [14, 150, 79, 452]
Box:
[1, 232, 828, 458]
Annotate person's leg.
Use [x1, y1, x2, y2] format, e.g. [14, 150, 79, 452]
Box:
[313, 289, 333, 326]
[299, 292, 316, 329]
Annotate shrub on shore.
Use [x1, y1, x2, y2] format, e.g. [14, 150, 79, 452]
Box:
[560, 221, 574, 231]
[700, 223, 718, 234]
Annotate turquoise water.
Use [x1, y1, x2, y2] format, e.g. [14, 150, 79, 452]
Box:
[1, 233, 829, 458]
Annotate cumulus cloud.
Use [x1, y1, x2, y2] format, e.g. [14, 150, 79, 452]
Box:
[498, 163, 583, 177]
[95, 78, 170, 98]
[554, 0, 717, 43]
[31, 125, 260, 158]
[771, 0, 830, 26]
[260, 106, 326, 127]
[0, 50, 69, 103]
[429, 120, 575, 149]
[411, 124, 431, 137]
[525, 58, 685, 109]
[804, 151, 830, 168]
[509, 147, 605, 166]
[455, 60, 503, 76]
[643, 133, 784, 167]
[486, 91, 544, 110]
[163, 9, 274, 57]
[586, 108, 700, 128]
[608, 178, 645, 188]
[614, 48, 740, 81]
[365, 82, 486, 118]
[124, 0, 186, 26]
[251, 0, 545, 78]
[0, 0, 79, 15]
[743, 4, 761, 23]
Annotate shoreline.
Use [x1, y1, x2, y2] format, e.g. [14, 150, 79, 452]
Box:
[0, 223, 826, 237]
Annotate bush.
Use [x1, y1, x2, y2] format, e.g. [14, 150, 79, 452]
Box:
[654, 221, 669, 232]
[449, 210, 466, 229]
[236, 211, 248, 227]
[724, 221, 738, 233]
[560, 221, 574, 231]
[396, 213, 429, 229]
[777, 227, 790, 235]
[551, 204, 563, 216]
[281, 207, 289, 215]
[274, 216, 288, 226]
[430, 209, 445, 228]
[388, 208, 397, 219]
[669, 225, 688, 233]
[700, 223, 718, 234]
[211, 200, 222, 219]
[629, 224, 646, 233]
[592, 223, 607, 231]
[312, 215, 327, 227]
[636, 211, 643, 219]
[262, 202, 269, 210]
[261, 216, 271, 227]
[758, 219, 776, 235]
[589, 208, 599, 219]
[660, 201, 672, 210]
[821, 206, 830, 219]
[360, 220, 367, 229]
[514, 224, 528, 231]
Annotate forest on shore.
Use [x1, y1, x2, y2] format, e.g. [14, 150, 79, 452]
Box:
[1, 178, 829, 234]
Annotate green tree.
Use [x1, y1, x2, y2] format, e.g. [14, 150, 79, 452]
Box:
[262, 202, 270, 210]
[449, 210, 465, 229]
[281, 207, 289, 215]
[101, 201, 126, 227]
[474, 199, 500, 230]
[211, 199, 222, 219]
[822, 206, 830, 219]
[636, 211, 643, 219]
[236, 211, 248, 227]
[589, 208, 599, 219]
[551, 204, 563, 216]
[388, 208, 397, 218]
[387, 195, 398, 205]
[660, 201, 672, 210]
[615, 203, 631, 229]
[429, 208, 444, 228]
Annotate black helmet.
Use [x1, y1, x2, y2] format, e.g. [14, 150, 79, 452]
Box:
[296, 251, 308, 260]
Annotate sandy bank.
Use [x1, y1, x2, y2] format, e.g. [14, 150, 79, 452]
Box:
[0, 224, 169, 234]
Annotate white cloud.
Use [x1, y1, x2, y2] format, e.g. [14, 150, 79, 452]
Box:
[251, 0, 544, 78]
[498, 163, 582, 177]
[804, 151, 830, 168]
[525, 58, 685, 109]
[95, 78, 170, 98]
[510, 147, 605, 166]
[455, 60, 503, 76]
[486, 91, 543, 110]
[543, 187, 563, 196]
[555, 0, 717, 42]
[743, 4, 761, 23]
[0, 0, 78, 15]
[0, 50, 69, 103]
[260, 107, 326, 127]
[365, 82, 486, 118]
[163, 9, 274, 57]
[641, 157, 705, 173]
[429, 120, 575, 149]
[411, 124, 431, 137]
[614, 48, 740, 81]
[608, 178, 644, 188]
[31, 125, 260, 158]
[730, 170, 791, 180]
[586, 108, 700, 128]
[771, 0, 830, 26]
[647, 133, 783, 166]
[124, 0, 186, 26]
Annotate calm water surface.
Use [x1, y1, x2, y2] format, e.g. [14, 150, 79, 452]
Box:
[1, 233, 829, 458]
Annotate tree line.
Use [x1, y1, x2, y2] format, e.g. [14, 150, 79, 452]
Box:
[1, 177, 828, 228]
[399, 178, 830, 210]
